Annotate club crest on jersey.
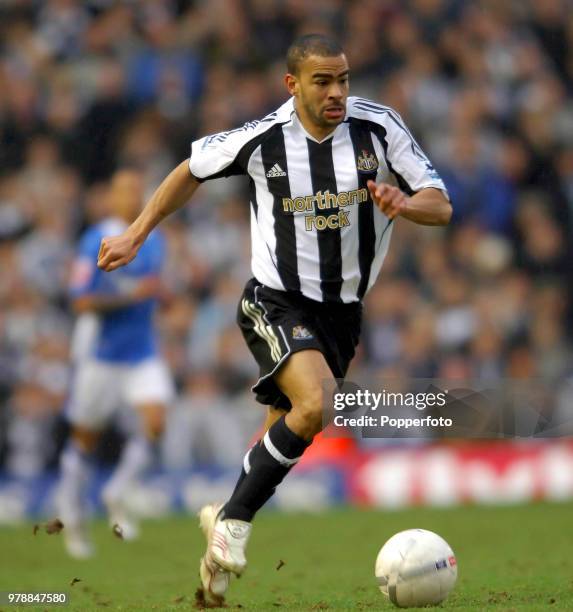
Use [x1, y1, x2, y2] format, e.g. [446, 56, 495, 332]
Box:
[292, 325, 313, 340]
[356, 149, 378, 173]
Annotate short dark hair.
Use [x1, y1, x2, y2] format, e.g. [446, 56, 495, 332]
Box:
[286, 34, 344, 75]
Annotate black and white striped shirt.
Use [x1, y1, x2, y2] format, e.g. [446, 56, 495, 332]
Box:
[189, 96, 448, 303]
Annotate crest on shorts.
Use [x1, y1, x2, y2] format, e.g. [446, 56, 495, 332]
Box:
[292, 325, 313, 340]
[356, 149, 378, 172]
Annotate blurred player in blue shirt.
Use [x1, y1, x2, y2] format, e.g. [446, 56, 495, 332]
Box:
[56, 168, 174, 558]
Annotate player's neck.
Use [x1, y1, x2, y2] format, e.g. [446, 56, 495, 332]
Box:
[294, 103, 337, 143]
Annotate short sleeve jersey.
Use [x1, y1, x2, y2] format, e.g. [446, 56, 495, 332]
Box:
[189, 96, 448, 303]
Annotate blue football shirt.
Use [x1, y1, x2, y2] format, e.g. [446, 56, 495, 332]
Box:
[69, 218, 165, 363]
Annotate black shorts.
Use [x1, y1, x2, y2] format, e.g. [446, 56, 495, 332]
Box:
[237, 278, 362, 410]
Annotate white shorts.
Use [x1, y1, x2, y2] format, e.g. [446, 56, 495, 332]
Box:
[67, 357, 175, 430]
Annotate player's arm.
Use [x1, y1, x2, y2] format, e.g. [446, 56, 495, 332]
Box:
[367, 108, 452, 225]
[98, 161, 199, 272]
[72, 276, 161, 314]
[367, 182, 452, 226]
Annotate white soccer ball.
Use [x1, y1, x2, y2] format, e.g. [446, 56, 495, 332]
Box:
[375, 529, 457, 608]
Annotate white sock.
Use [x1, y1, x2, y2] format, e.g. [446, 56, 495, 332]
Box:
[56, 442, 93, 527]
[102, 437, 154, 503]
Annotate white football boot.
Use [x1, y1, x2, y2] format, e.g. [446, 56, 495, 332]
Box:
[54, 485, 94, 559]
[198, 503, 252, 600]
[63, 522, 95, 559]
[102, 490, 140, 541]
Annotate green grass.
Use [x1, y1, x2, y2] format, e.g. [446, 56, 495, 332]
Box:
[0, 502, 572, 611]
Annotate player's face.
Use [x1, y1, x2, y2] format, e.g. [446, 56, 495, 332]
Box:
[109, 170, 144, 222]
[287, 54, 349, 138]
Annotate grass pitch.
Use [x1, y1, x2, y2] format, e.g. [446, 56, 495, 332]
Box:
[0, 502, 571, 611]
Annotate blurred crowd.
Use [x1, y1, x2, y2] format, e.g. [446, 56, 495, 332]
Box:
[1, 0, 573, 479]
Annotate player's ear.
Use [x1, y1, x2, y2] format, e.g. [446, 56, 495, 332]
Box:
[285, 73, 299, 96]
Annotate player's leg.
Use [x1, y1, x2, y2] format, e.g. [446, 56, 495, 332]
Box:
[57, 426, 101, 558]
[140, 401, 165, 440]
[57, 361, 118, 558]
[222, 349, 332, 521]
[242, 405, 289, 486]
[59, 426, 100, 512]
[231, 406, 287, 496]
[102, 358, 172, 539]
[199, 405, 287, 601]
[264, 406, 289, 433]
[199, 279, 353, 599]
[203, 350, 334, 581]
[102, 401, 165, 540]
[103, 401, 164, 503]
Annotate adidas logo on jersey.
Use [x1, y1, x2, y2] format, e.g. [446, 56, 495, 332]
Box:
[266, 163, 287, 178]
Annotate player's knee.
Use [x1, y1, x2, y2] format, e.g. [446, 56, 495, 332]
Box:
[71, 427, 99, 453]
[145, 420, 164, 441]
[293, 386, 326, 435]
[142, 405, 165, 441]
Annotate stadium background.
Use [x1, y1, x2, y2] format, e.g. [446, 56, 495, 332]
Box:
[0, 0, 572, 521]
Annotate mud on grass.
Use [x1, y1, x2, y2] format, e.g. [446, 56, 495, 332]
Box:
[0, 503, 572, 610]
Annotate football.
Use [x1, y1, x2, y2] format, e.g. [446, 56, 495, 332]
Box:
[375, 529, 458, 608]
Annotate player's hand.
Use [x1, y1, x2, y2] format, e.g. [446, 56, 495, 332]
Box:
[97, 230, 141, 272]
[367, 180, 408, 220]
